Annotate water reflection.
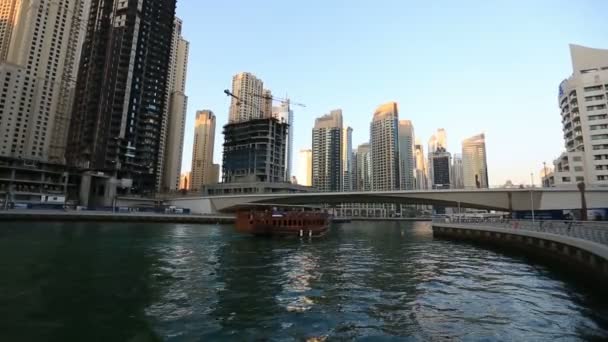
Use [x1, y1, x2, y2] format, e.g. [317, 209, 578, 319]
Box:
[0, 221, 606, 341]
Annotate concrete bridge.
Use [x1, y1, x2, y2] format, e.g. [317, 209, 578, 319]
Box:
[162, 188, 608, 215]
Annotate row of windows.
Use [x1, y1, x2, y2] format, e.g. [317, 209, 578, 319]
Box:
[591, 134, 608, 141]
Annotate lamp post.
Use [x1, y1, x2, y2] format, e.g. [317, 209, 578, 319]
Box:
[530, 172, 535, 223]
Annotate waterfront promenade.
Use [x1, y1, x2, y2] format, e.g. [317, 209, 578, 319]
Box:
[432, 218, 608, 279]
[0, 210, 234, 224]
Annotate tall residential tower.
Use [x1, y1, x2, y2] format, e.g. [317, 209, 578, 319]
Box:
[312, 110, 343, 192]
[66, 0, 177, 194]
[553, 44, 608, 186]
[0, 0, 90, 161]
[161, 18, 189, 191]
[398, 120, 415, 190]
[370, 102, 400, 191]
[462, 133, 489, 188]
[190, 110, 216, 190]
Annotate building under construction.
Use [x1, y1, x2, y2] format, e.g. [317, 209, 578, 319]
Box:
[222, 117, 288, 183]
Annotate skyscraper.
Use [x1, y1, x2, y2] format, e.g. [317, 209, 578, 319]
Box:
[430, 147, 451, 189]
[553, 44, 608, 187]
[342, 126, 353, 191]
[272, 102, 294, 181]
[414, 140, 427, 190]
[354, 143, 372, 191]
[0, 0, 90, 161]
[161, 18, 189, 191]
[190, 110, 216, 191]
[67, 0, 177, 194]
[228, 72, 264, 123]
[462, 133, 489, 188]
[296, 149, 312, 186]
[398, 120, 415, 190]
[312, 110, 343, 192]
[428, 128, 447, 154]
[370, 102, 400, 191]
[452, 153, 464, 189]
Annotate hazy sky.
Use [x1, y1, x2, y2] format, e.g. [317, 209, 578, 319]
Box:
[175, 0, 608, 186]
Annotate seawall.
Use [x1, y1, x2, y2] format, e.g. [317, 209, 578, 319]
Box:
[433, 223, 608, 280]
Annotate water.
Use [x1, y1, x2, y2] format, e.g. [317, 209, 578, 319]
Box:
[0, 221, 607, 341]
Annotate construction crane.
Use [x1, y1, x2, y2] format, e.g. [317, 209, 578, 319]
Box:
[251, 92, 306, 108]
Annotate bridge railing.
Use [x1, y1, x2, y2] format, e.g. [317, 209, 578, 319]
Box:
[432, 217, 608, 246]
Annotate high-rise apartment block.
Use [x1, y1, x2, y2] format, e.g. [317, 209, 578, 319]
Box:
[553, 44, 608, 186]
[190, 110, 216, 191]
[429, 147, 451, 189]
[312, 110, 343, 192]
[272, 102, 294, 181]
[354, 143, 372, 191]
[296, 149, 312, 186]
[228, 72, 265, 123]
[0, 0, 21, 61]
[342, 126, 353, 191]
[66, 0, 177, 194]
[370, 102, 400, 191]
[414, 140, 427, 190]
[161, 18, 189, 191]
[462, 133, 489, 188]
[0, 0, 90, 161]
[398, 120, 415, 190]
[451, 153, 464, 189]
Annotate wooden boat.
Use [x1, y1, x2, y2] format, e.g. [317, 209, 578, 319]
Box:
[234, 204, 330, 237]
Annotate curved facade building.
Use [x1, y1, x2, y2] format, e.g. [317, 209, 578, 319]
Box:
[556, 44, 608, 186]
[370, 102, 400, 191]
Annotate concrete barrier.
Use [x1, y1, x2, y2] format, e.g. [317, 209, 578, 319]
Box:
[433, 222, 608, 280]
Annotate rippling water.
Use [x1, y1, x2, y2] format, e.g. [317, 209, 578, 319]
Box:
[0, 221, 606, 341]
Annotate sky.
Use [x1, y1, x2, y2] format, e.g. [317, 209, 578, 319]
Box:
[175, 0, 608, 186]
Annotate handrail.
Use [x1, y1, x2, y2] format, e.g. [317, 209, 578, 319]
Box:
[432, 217, 608, 246]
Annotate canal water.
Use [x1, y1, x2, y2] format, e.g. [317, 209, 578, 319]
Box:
[0, 221, 607, 341]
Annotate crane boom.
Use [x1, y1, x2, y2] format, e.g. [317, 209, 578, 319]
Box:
[251, 92, 306, 107]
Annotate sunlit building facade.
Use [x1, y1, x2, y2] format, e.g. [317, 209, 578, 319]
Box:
[370, 102, 400, 191]
[414, 140, 427, 190]
[354, 143, 372, 191]
[191, 110, 216, 191]
[228, 72, 264, 123]
[554, 44, 608, 186]
[462, 133, 489, 189]
[398, 120, 415, 190]
[312, 110, 343, 191]
[451, 153, 464, 189]
[296, 149, 312, 186]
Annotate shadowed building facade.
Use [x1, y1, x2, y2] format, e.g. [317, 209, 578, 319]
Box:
[66, 0, 177, 195]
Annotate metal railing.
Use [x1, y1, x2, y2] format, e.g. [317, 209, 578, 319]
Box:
[433, 217, 608, 246]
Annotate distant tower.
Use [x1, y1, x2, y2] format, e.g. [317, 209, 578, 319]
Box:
[228, 72, 264, 123]
[190, 111, 216, 191]
[398, 120, 415, 190]
[370, 102, 400, 191]
[273, 102, 294, 181]
[355, 143, 372, 191]
[162, 18, 190, 191]
[452, 153, 464, 189]
[296, 149, 312, 186]
[414, 140, 427, 190]
[462, 133, 488, 188]
[312, 110, 343, 191]
[342, 126, 353, 191]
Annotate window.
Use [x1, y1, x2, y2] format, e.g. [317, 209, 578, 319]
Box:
[574, 166, 583, 172]
[576, 176, 584, 182]
[591, 134, 608, 140]
[584, 85, 602, 92]
[573, 156, 582, 162]
[562, 177, 571, 182]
